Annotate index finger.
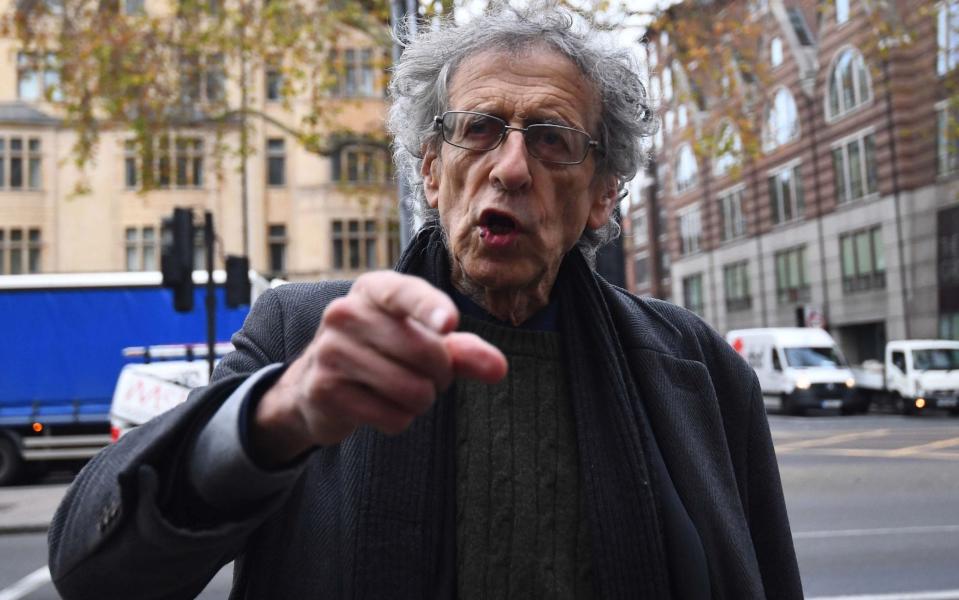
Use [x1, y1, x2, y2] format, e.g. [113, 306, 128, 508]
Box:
[351, 271, 459, 334]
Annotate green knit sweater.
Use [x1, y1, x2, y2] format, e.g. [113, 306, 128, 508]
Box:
[455, 316, 593, 599]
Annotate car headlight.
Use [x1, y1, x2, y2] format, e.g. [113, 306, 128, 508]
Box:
[845, 378, 855, 389]
[795, 377, 811, 390]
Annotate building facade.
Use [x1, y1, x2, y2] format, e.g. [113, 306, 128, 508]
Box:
[0, 0, 399, 282]
[627, 0, 959, 362]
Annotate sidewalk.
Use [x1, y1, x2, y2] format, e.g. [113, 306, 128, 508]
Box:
[0, 484, 69, 534]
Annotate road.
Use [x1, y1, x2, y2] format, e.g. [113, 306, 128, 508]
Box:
[1, 413, 958, 599]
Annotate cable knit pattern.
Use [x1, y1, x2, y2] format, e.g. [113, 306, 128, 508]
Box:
[455, 317, 592, 599]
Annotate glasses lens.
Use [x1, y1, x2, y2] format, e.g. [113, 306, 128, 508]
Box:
[442, 112, 504, 151]
[526, 125, 589, 164]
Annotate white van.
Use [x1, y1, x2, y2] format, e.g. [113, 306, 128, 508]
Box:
[726, 328, 860, 415]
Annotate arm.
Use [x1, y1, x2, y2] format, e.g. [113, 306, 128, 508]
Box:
[48, 288, 295, 600]
[49, 274, 508, 599]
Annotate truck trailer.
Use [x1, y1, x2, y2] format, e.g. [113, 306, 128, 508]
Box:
[0, 271, 257, 485]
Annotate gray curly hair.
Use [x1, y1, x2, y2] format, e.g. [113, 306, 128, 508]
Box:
[386, 2, 654, 263]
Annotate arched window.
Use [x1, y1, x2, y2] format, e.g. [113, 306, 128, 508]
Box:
[827, 48, 871, 120]
[675, 144, 698, 193]
[713, 122, 743, 177]
[763, 87, 799, 152]
[677, 105, 688, 129]
[770, 37, 783, 67]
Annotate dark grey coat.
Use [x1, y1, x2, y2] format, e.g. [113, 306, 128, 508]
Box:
[48, 242, 802, 600]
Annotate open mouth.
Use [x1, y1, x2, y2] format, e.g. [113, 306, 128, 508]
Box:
[479, 210, 519, 238]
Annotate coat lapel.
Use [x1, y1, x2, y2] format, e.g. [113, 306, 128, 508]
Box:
[606, 288, 767, 599]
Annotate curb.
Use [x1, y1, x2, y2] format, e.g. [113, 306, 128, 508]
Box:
[0, 523, 49, 535]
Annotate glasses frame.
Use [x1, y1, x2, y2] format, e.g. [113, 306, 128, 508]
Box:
[433, 110, 602, 166]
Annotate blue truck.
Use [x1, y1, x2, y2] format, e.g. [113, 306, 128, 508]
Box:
[0, 271, 260, 485]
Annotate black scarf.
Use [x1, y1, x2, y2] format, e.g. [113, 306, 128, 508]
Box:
[349, 226, 670, 599]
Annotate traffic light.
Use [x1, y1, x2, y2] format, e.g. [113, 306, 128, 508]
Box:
[161, 207, 195, 313]
[225, 255, 250, 308]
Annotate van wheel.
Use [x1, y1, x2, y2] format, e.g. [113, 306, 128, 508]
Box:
[0, 436, 24, 486]
[783, 394, 804, 416]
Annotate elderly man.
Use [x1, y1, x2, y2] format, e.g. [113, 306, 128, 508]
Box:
[49, 5, 802, 600]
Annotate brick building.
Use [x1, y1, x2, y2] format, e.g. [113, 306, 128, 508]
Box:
[627, 0, 959, 362]
[0, 0, 399, 282]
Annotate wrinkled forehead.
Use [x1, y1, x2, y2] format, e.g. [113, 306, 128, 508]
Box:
[445, 43, 602, 131]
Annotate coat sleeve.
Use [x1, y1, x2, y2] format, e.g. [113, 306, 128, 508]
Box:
[742, 374, 805, 599]
[47, 288, 299, 600]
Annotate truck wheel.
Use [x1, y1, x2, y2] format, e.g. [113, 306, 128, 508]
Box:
[0, 436, 24, 486]
[895, 394, 915, 416]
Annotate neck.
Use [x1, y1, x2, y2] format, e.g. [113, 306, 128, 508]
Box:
[450, 262, 555, 327]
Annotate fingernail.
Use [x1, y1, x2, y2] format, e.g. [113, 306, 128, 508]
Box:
[429, 308, 450, 332]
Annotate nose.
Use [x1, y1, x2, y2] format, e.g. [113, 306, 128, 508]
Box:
[488, 129, 532, 192]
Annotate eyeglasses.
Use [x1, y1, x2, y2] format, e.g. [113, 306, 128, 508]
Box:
[433, 111, 602, 165]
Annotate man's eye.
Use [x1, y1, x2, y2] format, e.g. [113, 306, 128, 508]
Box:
[465, 119, 494, 136]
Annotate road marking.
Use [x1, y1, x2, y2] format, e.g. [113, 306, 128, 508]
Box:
[796, 447, 959, 461]
[795, 524, 959, 539]
[808, 589, 959, 600]
[0, 566, 51, 600]
[776, 429, 890, 452]
[887, 436, 959, 456]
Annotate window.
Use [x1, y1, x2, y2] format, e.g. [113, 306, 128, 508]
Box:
[677, 204, 702, 255]
[387, 220, 401, 267]
[768, 164, 804, 224]
[268, 224, 287, 276]
[938, 101, 959, 174]
[17, 52, 60, 102]
[125, 226, 157, 271]
[0, 228, 41, 274]
[940, 1, 959, 76]
[840, 226, 885, 293]
[267, 138, 285, 186]
[832, 133, 878, 202]
[719, 187, 747, 241]
[713, 123, 742, 177]
[333, 49, 376, 97]
[266, 63, 283, 101]
[674, 144, 698, 193]
[677, 105, 688, 129]
[836, 0, 849, 24]
[125, 135, 204, 189]
[0, 136, 42, 190]
[827, 48, 871, 119]
[774, 245, 809, 304]
[123, 0, 145, 15]
[332, 219, 378, 270]
[634, 253, 650, 286]
[662, 66, 673, 101]
[763, 87, 799, 152]
[682, 273, 704, 315]
[180, 53, 225, 103]
[940, 312, 959, 340]
[723, 261, 751, 312]
[770, 37, 783, 67]
[891, 351, 906, 372]
[333, 144, 390, 184]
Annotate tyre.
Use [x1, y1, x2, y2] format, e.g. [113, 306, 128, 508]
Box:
[783, 394, 804, 416]
[895, 394, 916, 416]
[0, 436, 24, 486]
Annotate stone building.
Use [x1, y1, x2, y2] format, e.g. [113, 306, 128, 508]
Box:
[627, 0, 959, 362]
[0, 0, 399, 282]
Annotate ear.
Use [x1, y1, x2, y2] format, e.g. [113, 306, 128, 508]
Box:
[421, 147, 441, 209]
[587, 176, 618, 230]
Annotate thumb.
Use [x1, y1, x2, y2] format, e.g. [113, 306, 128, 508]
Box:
[444, 332, 508, 384]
